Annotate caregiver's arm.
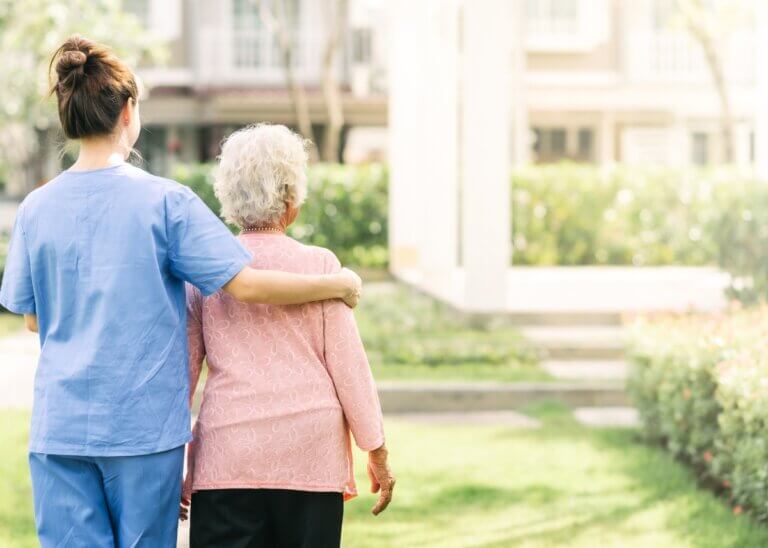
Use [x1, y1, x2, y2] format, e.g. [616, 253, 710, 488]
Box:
[223, 266, 362, 308]
[24, 314, 38, 333]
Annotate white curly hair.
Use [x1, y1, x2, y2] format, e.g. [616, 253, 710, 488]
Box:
[214, 123, 310, 228]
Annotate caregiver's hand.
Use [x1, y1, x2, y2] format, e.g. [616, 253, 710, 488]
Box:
[339, 267, 362, 308]
[368, 445, 395, 515]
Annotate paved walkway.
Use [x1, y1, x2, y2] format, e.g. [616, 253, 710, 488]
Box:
[0, 330, 39, 409]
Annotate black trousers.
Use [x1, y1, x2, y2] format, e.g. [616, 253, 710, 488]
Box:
[190, 488, 344, 548]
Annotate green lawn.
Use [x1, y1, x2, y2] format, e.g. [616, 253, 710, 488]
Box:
[357, 284, 549, 383]
[3, 407, 768, 547]
[0, 314, 24, 338]
[344, 405, 768, 547]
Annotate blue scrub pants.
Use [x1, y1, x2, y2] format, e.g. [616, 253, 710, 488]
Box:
[29, 446, 184, 548]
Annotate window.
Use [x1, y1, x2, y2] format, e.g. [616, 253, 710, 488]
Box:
[533, 127, 568, 163]
[232, 0, 300, 68]
[123, 0, 150, 26]
[691, 132, 709, 165]
[652, 0, 677, 30]
[352, 28, 372, 64]
[527, 0, 579, 35]
[577, 128, 594, 161]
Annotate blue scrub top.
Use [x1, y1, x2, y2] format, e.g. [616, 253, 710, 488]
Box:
[0, 164, 252, 456]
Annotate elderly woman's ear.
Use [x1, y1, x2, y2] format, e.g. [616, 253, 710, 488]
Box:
[281, 203, 300, 230]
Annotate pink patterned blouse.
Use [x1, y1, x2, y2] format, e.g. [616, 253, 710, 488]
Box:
[182, 233, 385, 500]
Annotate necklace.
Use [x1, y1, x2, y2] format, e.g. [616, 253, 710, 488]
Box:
[241, 226, 284, 234]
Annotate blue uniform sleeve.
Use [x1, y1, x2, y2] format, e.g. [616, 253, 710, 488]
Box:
[166, 188, 252, 296]
[0, 205, 36, 314]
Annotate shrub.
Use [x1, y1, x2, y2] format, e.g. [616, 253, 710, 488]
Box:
[706, 178, 768, 304]
[173, 163, 388, 268]
[628, 308, 768, 519]
[511, 164, 739, 267]
[356, 283, 539, 370]
[175, 161, 768, 300]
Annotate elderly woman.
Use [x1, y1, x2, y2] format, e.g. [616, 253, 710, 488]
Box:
[181, 124, 394, 548]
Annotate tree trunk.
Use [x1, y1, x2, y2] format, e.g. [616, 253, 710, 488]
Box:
[320, 0, 347, 162]
[282, 46, 316, 157]
[678, 0, 736, 163]
[259, 0, 318, 160]
[693, 29, 735, 163]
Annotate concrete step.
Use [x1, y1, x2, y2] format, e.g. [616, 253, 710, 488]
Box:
[505, 311, 623, 327]
[542, 360, 629, 381]
[377, 381, 629, 412]
[521, 326, 626, 360]
[573, 407, 639, 428]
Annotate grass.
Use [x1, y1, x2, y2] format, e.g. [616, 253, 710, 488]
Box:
[0, 411, 35, 548]
[356, 283, 549, 383]
[0, 314, 24, 338]
[343, 404, 768, 547]
[4, 407, 768, 547]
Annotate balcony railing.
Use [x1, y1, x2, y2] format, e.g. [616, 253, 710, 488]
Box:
[627, 31, 754, 84]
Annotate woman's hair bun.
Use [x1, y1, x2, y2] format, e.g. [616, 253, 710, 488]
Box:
[55, 36, 91, 81]
[58, 50, 87, 75]
[49, 35, 138, 139]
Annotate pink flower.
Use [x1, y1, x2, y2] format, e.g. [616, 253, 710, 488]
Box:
[703, 451, 713, 463]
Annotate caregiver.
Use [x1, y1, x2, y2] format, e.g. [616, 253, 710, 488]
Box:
[0, 35, 362, 548]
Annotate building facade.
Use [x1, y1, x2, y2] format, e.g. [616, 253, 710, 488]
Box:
[386, 0, 768, 312]
[522, 0, 758, 167]
[129, 0, 388, 176]
[130, 0, 761, 174]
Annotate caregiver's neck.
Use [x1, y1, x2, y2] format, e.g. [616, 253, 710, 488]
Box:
[68, 136, 129, 172]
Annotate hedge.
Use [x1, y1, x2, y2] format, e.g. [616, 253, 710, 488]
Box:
[628, 309, 768, 519]
[511, 164, 768, 302]
[120, 162, 768, 302]
[174, 163, 388, 268]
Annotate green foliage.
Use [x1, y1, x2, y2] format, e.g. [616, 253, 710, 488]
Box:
[512, 164, 768, 302]
[0, 0, 166, 180]
[6, 410, 768, 546]
[511, 164, 726, 266]
[176, 161, 768, 301]
[0, 0, 165, 122]
[355, 283, 542, 382]
[292, 164, 388, 268]
[628, 308, 768, 519]
[173, 163, 389, 268]
[707, 178, 768, 304]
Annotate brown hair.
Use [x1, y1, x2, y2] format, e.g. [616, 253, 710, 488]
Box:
[49, 35, 138, 139]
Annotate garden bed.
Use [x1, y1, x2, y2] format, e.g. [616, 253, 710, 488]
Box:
[628, 307, 768, 521]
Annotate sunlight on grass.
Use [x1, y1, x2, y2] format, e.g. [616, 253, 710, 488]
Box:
[0, 411, 36, 548]
[3, 407, 767, 548]
[344, 407, 768, 548]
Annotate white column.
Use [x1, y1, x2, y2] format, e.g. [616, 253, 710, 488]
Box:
[460, 0, 512, 311]
[421, 0, 459, 298]
[755, 0, 768, 178]
[599, 112, 615, 164]
[510, 0, 529, 165]
[669, 117, 689, 166]
[734, 122, 752, 168]
[387, 0, 431, 275]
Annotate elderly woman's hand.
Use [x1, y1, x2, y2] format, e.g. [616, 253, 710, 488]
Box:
[179, 495, 190, 521]
[367, 445, 395, 515]
[339, 267, 362, 308]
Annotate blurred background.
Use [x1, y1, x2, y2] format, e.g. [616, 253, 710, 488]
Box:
[5, 0, 768, 546]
